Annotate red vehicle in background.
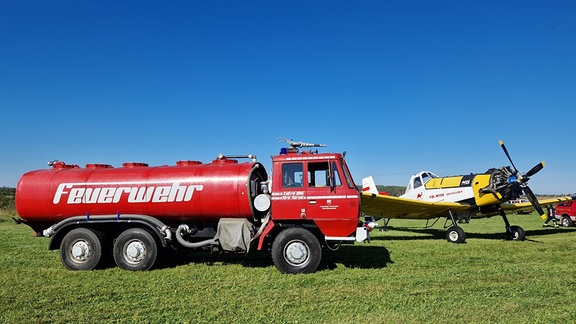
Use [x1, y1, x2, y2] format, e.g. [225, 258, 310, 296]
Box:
[554, 202, 576, 227]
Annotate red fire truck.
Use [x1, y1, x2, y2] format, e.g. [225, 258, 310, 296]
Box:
[554, 201, 576, 227]
[15, 139, 368, 274]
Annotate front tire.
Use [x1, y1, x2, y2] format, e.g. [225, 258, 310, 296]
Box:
[446, 226, 466, 243]
[113, 228, 158, 271]
[271, 227, 322, 274]
[60, 228, 103, 271]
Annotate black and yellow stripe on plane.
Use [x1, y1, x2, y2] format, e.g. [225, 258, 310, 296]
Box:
[425, 173, 504, 207]
[424, 174, 475, 190]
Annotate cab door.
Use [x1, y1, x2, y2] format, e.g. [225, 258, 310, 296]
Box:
[305, 159, 358, 236]
[271, 161, 307, 220]
[305, 160, 346, 219]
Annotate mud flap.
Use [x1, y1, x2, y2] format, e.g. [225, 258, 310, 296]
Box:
[356, 226, 369, 242]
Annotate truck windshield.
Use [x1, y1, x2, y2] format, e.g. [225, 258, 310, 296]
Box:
[341, 159, 356, 189]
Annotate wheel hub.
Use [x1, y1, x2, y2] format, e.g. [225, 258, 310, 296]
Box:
[448, 230, 459, 242]
[125, 240, 146, 263]
[284, 240, 309, 266]
[71, 240, 90, 262]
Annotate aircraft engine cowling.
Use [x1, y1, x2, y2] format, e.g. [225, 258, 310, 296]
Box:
[484, 167, 521, 199]
[473, 167, 520, 206]
[16, 158, 269, 233]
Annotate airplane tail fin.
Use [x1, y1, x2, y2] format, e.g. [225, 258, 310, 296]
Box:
[362, 176, 379, 195]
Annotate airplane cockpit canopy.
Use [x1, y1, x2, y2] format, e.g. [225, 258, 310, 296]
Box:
[421, 172, 437, 184]
[412, 171, 438, 189]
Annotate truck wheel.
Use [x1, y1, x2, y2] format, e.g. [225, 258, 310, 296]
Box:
[562, 216, 574, 227]
[271, 227, 322, 274]
[60, 228, 103, 271]
[113, 228, 158, 271]
[446, 226, 466, 243]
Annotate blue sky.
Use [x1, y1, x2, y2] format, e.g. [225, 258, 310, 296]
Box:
[1, 1, 575, 194]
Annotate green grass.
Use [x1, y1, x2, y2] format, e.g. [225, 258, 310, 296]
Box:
[1, 210, 576, 323]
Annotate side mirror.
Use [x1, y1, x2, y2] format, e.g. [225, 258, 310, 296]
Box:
[328, 161, 336, 192]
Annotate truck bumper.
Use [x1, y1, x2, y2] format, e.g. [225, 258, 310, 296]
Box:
[325, 226, 369, 243]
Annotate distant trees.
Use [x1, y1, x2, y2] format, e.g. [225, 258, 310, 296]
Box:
[355, 185, 405, 196]
[0, 187, 15, 210]
[376, 185, 405, 196]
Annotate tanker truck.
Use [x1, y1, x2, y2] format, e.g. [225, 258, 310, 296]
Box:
[15, 139, 369, 274]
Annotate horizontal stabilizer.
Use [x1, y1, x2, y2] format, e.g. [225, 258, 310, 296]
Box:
[362, 176, 379, 195]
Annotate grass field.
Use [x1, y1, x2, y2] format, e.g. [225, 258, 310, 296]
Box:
[1, 209, 575, 323]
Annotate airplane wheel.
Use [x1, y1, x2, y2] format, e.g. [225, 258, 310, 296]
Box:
[446, 226, 466, 243]
[561, 216, 574, 227]
[507, 225, 525, 241]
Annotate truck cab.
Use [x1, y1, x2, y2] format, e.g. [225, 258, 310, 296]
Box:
[270, 149, 361, 238]
[253, 143, 367, 273]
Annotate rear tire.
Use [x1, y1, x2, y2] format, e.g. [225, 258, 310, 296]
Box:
[446, 226, 466, 243]
[561, 216, 574, 227]
[113, 228, 158, 271]
[271, 227, 322, 274]
[60, 228, 103, 271]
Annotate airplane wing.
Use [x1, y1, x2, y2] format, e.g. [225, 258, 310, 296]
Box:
[500, 196, 574, 212]
[361, 192, 471, 220]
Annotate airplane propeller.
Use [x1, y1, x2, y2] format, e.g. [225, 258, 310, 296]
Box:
[499, 140, 546, 218]
[525, 162, 545, 178]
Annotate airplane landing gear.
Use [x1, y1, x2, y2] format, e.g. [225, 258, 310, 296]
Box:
[500, 210, 526, 241]
[506, 225, 526, 241]
[446, 226, 466, 243]
[446, 209, 466, 243]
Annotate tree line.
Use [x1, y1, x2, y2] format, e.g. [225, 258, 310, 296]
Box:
[0, 187, 15, 210]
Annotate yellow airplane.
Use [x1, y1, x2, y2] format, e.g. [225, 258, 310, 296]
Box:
[361, 141, 573, 243]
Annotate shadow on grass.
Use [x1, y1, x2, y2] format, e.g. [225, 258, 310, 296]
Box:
[156, 244, 393, 271]
[156, 249, 273, 270]
[371, 226, 576, 242]
[322, 245, 393, 270]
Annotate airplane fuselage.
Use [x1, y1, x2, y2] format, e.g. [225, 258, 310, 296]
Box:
[403, 170, 512, 207]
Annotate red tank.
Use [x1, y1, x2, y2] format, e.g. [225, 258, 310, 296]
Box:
[16, 158, 268, 231]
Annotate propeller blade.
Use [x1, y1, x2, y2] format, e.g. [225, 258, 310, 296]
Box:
[525, 162, 545, 178]
[499, 140, 518, 173]
[523, 186, 546, 220]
